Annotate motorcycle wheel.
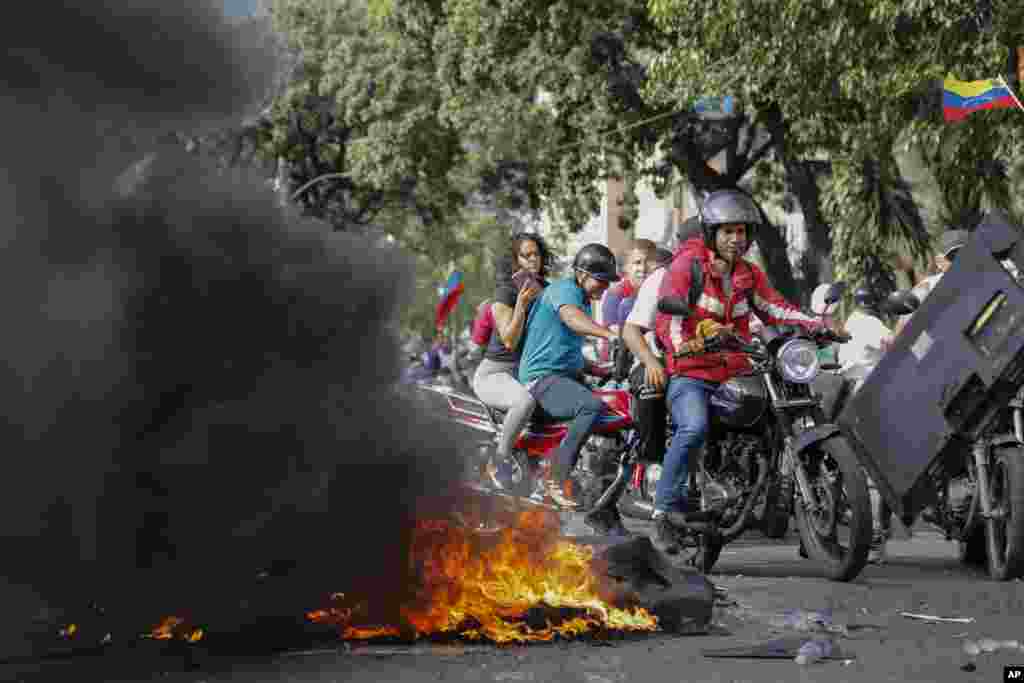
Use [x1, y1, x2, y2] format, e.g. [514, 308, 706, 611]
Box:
[485, 449, 533, 498]
[982, 446, 1024, 580]
[793, 435, 871, 582]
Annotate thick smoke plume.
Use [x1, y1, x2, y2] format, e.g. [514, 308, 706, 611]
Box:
[0, 1, 463, 631]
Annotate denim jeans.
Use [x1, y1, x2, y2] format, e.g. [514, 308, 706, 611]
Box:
[530, 375, 604, 482]
[654, 376, 718, 514]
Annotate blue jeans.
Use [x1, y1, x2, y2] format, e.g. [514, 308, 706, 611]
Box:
[530, 375, 604, 482]
[654, 376, 717, 514]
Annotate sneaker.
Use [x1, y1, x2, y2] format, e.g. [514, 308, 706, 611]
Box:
[868, 532, 888, 564]
[585, 508, 631, 539]
[650, 514, 680, 555]
[544, 478, 580, 510]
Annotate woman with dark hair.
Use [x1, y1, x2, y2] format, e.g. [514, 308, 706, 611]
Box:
[472, 232, 551, 482]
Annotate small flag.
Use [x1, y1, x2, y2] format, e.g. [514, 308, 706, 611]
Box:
[943, 77, 1015, 122]
[692, 96, 736, 117]
[435, 271, 464, 331]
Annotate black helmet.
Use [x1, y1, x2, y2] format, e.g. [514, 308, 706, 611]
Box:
[573, 243, 621, 282]
[699, 189, 762, 250]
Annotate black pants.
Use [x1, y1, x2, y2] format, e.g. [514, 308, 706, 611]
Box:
[630, 365, 667, 463]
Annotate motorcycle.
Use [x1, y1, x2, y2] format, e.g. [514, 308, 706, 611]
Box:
[419, 355, 639, 531]
[869, 287, 1024, 580]
[636, 290, 873, 581]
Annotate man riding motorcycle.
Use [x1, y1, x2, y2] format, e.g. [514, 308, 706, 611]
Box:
[652, 189, 833, 554]
[836, 284, 897, 562]
[517, 243, 622, 525]
[621, 245, 677, 466]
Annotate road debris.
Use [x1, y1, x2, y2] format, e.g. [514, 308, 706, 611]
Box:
[899, 612, 974, 624]
[702, 636, 852, 662]
[962, 638, 1024, 657]
[795, 638, 833, 665]
[766, 608, 849, 636]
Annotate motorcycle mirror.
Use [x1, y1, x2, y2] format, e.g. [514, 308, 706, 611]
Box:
[657, 296, 691, 317]
[879, 290, 920, 316]
[824, 281, 847, 306]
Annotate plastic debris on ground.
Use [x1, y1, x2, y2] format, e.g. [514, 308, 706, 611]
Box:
[702, 636, 850, 663]
[795, 638, 833, 665]
[899, 611, 974, 624]
[963, 638, 1024, 657]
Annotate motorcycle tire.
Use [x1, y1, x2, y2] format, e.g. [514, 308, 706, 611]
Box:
[982, 446, 1024, 580]
[486, 449, 533, 498]
[793, 435, 871, 582]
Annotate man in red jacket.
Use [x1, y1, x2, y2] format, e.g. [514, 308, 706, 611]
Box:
[651, 189, 828, 554]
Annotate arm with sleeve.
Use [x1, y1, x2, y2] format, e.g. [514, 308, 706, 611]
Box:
[749, 267, 823, 331]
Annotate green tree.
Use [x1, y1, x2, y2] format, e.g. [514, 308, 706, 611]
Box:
[645, 0, 1024, 287]
[265, 0, 476, 234]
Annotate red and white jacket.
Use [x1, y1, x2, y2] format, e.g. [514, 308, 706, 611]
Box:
[655, 237, 823, 383]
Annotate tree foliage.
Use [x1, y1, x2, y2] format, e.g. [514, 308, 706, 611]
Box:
[387, 0, 675, 231]
[266, 0, 474, 234]
[646, 0, 1024, 287]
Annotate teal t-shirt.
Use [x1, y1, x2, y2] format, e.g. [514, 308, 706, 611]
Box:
[518, 278, 591, 384]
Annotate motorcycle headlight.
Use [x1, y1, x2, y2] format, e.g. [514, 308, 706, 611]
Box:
[777, 339, 820, 384]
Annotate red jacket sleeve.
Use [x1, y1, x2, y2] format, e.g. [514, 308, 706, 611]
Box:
[749, 266, 823, 332]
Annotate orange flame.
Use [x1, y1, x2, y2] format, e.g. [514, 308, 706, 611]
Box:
[308, 509, 658, 643]
[148, 616, 204, 643]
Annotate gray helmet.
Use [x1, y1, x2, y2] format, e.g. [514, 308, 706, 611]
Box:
[936, 229, 968, 259]
[573, 243, 621, 282]
[699, 189, 762, 249]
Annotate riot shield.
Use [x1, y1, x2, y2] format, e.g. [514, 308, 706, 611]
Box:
[838, 211, 1024, 524]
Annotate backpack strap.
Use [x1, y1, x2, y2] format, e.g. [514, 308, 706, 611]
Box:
[688, 257, 703, 309]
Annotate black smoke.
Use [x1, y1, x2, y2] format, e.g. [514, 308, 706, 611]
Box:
[0, 0, 463, 636]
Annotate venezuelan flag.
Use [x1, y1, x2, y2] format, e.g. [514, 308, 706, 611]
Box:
[943, 77, 1016, 122]
[435, 270, 465, 330]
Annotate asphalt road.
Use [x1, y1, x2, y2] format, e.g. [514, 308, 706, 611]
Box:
[4, 520, 1023, 683]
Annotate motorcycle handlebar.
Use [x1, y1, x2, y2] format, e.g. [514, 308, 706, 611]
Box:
[673, 327, 843, 360]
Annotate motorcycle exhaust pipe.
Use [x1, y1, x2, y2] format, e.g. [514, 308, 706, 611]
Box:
[720, 454, 770, 542]
[591, 455, 631, 512]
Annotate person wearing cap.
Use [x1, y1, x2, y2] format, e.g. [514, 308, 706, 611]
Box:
[893, 229, 968, 335]
[837, 281, 898, 563]
[518, 243, 621, 512]
[809, 283, 841, 365]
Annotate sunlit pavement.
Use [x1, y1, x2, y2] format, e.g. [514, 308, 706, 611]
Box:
[5, 520, 1023, 683]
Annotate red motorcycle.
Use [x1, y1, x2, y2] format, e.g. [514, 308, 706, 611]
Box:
[419, 361, 638, 527]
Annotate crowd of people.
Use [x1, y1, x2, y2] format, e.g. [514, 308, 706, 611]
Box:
[454, 187, 972, 554]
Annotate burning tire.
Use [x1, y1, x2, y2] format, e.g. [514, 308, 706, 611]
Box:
[793, 435, 871, 581]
